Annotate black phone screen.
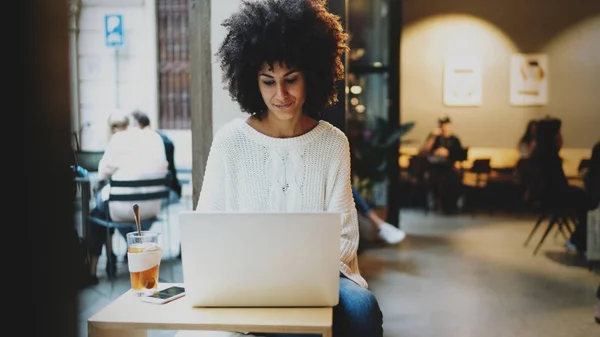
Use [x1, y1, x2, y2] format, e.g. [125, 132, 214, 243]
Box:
[149, 286, 185, 299]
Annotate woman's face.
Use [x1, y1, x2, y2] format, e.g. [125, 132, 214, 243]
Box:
[257, 62, 306, 121]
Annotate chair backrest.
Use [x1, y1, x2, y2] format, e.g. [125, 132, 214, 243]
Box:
[455, 147, 469, 162]
[407, 155, 428, 178]
[108, 177, 171, 201]
[107, 177, 171, 222]
[471, 158, 491, 174]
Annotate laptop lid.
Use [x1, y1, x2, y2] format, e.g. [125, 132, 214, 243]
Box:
[178, 211, 341, 307]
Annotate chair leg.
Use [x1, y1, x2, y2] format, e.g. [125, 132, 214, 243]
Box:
[104, 227, 116, 296]
[533, 215, 558, 255]
[105, 228, 114, 280]
[555, 218, 569, 240]
[562, 215, 577, 234]
[524, 212, 547, 247]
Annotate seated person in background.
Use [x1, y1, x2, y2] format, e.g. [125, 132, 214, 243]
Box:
[583, 141, 600, 325]
[87, 111, 168, 282]
[527, 118, 597, 254]
[421, 116, 464, 213]
[596, 284, 600, 324]
[130, 110, 182, 205]
[568, 140, 600, 254]
[584, 141, 600, 206]
[518, 119, 537, 158]
[352, 186, 406, 245]
[515, 120, 538, 200]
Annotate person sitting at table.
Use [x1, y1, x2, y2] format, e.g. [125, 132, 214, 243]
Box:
[518, 119, 537, 159]
[527, 117, 597, 254]
[87, 111, 168, 284]
[582, 141, 600, 325]
[420, 116, 464, 213]
[566, 140, 600, 254]
[195, 0, 383, 336]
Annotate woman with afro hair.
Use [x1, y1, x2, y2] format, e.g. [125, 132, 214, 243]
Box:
[195, 0, 383, 336]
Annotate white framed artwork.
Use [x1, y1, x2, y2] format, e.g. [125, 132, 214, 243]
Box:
[510, 53, 548, 106]
[443, 56, 483, 107]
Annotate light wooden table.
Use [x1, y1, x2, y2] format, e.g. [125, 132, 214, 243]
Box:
[88, 283, 333, 337]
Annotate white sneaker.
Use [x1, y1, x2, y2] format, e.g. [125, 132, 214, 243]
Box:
[565, 239, 578, 252]
[378, 222, 406, 244]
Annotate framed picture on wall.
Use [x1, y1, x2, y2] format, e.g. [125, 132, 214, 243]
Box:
[510, 53, 548, 106]
[443, 56, 483, 107]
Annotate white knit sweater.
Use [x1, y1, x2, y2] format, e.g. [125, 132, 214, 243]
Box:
[196, 117, 367, 288]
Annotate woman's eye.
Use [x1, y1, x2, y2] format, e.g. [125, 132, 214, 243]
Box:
[285, 78, 298, 84]
[262, 80, 275, 86]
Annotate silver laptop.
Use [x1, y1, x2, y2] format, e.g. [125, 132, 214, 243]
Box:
[178, 211, 341, 307]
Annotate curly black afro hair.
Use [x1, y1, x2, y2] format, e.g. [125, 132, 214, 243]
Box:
[216, 0, 349, 119]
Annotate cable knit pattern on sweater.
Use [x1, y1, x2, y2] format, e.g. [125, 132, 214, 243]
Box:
[196, 118, 367, 288]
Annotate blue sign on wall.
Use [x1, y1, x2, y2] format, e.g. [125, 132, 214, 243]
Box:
[105, 14, 124, 47]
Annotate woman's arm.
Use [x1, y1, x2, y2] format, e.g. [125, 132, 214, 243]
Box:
[326, 138, 360, 270]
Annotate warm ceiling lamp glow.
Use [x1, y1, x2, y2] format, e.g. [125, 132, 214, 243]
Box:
[402, 14, 519, 60]
[350, 97, 359, 106]
[355, 105, 366, 113]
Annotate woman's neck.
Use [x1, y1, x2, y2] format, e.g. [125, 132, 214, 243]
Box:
[250, 114, 317, 138]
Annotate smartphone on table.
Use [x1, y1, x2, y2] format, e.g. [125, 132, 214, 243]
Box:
[140, 286, 185, 304]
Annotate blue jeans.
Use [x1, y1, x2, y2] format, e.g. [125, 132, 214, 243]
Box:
[260, 276, 383, 337]
[352, 186, 372, 217]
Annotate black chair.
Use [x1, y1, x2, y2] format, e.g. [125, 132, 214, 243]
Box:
[88, 177, 171, 280]
[471, 158, 491, 187]
[465, 158, 492, 213]
[520, 159, 580, 255]
[523, 203, 577, 255]
[406, 155, 430, 212]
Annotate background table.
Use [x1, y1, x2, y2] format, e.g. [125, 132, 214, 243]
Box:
[88, 283, 333, 337]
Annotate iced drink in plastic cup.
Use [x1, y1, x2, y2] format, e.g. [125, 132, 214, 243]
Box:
[126, 231, 162, 296]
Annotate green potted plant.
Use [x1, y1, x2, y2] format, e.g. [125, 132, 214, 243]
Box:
[349, 117, 415, 206]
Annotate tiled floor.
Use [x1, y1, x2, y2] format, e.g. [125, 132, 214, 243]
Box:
[77, 207, 600, 337]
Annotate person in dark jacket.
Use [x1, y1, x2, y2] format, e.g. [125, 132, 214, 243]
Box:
[585, 142, 600, 325]
[584, 141, 600, 205]
[130, 110, 182, 204]
[421, 116, 465, 213]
